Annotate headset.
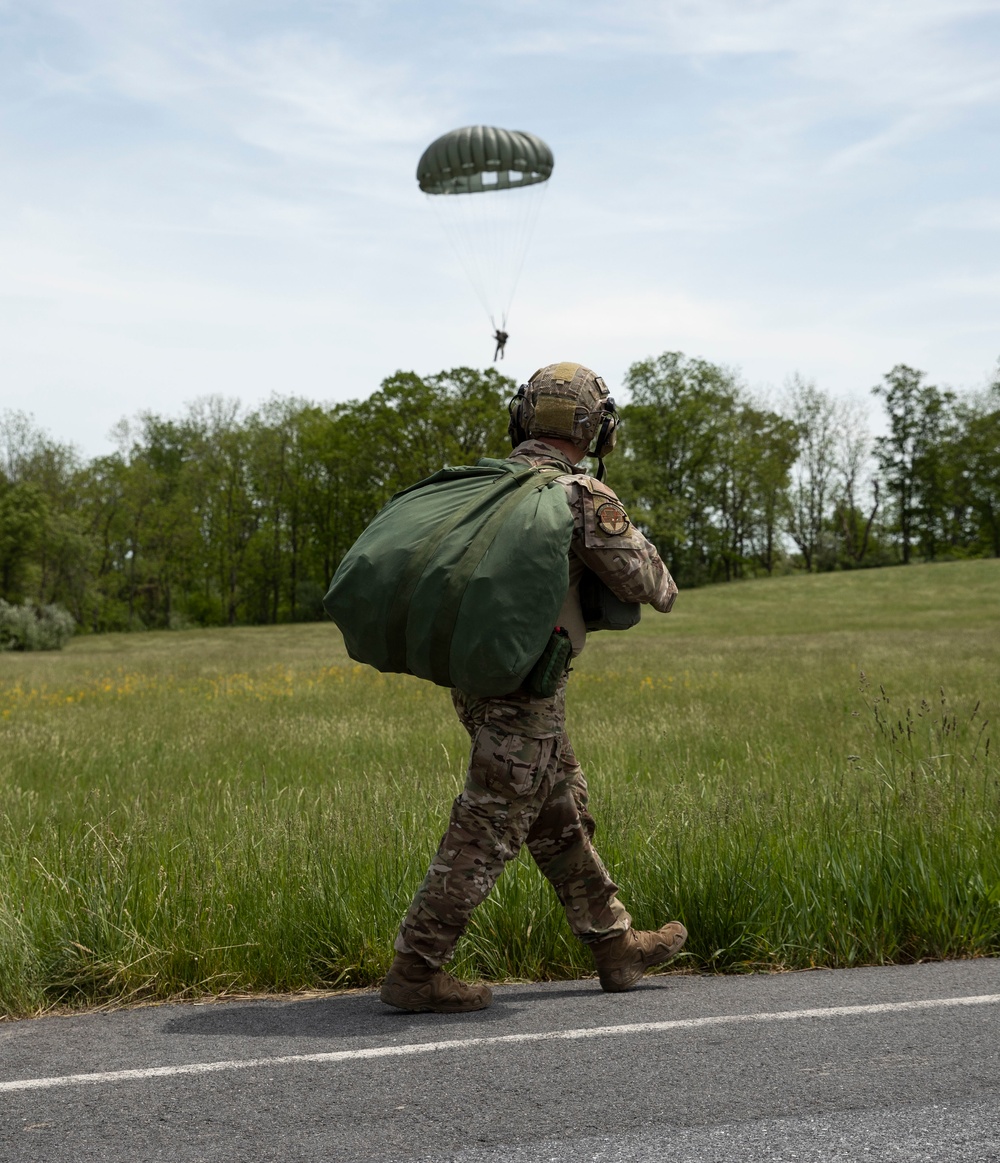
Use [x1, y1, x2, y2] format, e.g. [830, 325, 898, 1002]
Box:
[507, 385, 529, 447]
[592, 397, 619, 456]
[507, 387, 620, 481]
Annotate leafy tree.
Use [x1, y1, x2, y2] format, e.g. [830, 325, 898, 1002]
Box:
[185, 398, 260, 626]
[953, 381, 1000, 556]
[8, 355, 999, 633]
[294, 404, 377, 605]
[742, 407, 799, 577]
[785, 377, 840, 571]
[0, 476, 46, 601]
[707, 403, 797, 580]
[828, 402, 879, 568]
[872, 365, 954, 563]
[619, 354, 796, 582]
[0, 412, 91, 606]
[351, 367, 513, 502]
[619, 353, 741, 584]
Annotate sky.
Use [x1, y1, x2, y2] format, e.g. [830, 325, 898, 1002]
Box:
[2, 0, 1000, 455]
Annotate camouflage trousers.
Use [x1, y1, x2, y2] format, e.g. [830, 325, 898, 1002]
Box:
[395, 677, 631, 967]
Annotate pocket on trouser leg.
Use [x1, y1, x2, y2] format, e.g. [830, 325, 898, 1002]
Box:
[468, 725, 551, 802]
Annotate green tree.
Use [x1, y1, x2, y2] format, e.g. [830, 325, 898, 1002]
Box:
[785, 377, 840, 572]
[709, 403, 797, 580]
[829, 403, 880, 568]
[872, 365, 954, 563]
[619, 353, 741, 584]
[185, 399, 261, 626]
[351, 367, 513, 504]
[295, 404, 377, 607]
[0, 411, 92, 611]
[619, 353, 796, 582]
[0, 476, 46, 601]
[954, 382, 1000, 556]
[743, 407, 799, 577]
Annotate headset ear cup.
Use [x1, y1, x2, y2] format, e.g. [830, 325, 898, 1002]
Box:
[594, 409, 614, 483]
[507, 386, 528, 447]
[593, 404, 618, 460]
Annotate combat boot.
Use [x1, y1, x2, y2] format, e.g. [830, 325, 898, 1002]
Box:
[379, 951, 493, 1013]
[591, 922, 687, 993]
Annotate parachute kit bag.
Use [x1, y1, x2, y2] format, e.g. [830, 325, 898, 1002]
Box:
[323, 459, 574, 698]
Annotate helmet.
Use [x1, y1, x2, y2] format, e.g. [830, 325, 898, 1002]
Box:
[507, 362, 619, 463]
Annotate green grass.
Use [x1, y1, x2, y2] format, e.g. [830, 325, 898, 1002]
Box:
[1, 558, 998, 1016]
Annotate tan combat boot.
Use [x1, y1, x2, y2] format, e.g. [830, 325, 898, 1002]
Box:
[379, 951, 493, 1013]
[591, 922, 687, 993]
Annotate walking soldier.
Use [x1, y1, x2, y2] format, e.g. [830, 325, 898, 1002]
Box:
[380, 362, 687, 1013]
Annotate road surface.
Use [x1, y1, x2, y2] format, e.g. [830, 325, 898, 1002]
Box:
[2, 959, 999, 1161]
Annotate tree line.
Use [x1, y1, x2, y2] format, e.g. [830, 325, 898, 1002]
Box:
[2, 353, 998, 632]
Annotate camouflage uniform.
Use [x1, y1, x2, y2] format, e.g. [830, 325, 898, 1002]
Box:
[396, 439, 677, 967]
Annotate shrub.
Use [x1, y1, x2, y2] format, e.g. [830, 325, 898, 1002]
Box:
[0, 600, 76, 651]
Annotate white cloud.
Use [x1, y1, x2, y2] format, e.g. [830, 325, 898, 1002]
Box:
[538, 0, 1000, 187]
[2, 0, 1000, 454]
[10, 2, 440, 192]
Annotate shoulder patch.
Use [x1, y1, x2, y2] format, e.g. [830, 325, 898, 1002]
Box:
[595, 500, 630, 536]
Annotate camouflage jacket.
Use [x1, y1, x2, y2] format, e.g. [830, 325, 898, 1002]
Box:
[509, 439, 677, 654]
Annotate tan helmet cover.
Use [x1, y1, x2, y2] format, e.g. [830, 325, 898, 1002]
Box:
[520, 361, 615, 451]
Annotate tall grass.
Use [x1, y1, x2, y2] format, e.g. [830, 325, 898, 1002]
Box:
[1, 559, 998, 1016]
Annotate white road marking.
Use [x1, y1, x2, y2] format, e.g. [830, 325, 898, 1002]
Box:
[3, 993, 998, 1094]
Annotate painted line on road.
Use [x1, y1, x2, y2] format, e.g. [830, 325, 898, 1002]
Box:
[3, 992, 999, 1094]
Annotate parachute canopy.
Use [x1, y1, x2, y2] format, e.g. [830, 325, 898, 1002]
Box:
[417, 126, 554, 328]
[417, 126, 554, 196]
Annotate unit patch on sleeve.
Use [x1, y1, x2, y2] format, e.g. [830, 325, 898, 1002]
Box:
[595, 501, 631, 536]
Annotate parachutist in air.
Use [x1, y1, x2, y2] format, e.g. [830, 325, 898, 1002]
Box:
[418, 127, 553, 358]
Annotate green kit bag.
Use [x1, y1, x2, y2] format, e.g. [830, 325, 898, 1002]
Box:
[323, 459, 574, 697]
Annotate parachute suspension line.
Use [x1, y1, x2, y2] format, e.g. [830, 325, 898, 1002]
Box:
[427, 192, 494, 322]
[499, 181, 548, 326]
[429, 183, 548, 328]
[443, 190, 509, 322]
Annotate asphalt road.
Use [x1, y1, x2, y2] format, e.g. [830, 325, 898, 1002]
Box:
[2, 959, 999, 1162]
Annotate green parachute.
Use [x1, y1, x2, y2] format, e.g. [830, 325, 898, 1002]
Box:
[417, 126, 554, 341]
[417, 126, 553, 195]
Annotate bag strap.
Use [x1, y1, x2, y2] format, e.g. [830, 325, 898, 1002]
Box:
[384, 462, 540, 674]
[427, 468, 564, 687]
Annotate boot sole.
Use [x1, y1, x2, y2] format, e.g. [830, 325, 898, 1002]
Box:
[380, 996, 493, 1013]
[379, 985, 493, 1013]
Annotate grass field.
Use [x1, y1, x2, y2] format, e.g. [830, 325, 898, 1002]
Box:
[2, 559, 998, 1017]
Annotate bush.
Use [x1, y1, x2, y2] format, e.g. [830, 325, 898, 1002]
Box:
[0, 601, 76, 651]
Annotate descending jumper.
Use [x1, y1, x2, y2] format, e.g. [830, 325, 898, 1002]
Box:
[417, 125, 554, 361]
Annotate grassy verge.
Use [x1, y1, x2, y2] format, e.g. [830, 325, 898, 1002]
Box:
[1, 559, 998, 1016]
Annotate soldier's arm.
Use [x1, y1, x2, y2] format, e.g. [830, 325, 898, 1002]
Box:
[561, 478, 678, 612]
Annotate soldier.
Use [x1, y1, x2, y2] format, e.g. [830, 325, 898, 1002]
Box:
[493, 327, 509, 361]
[380, 362, 686, 1013]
